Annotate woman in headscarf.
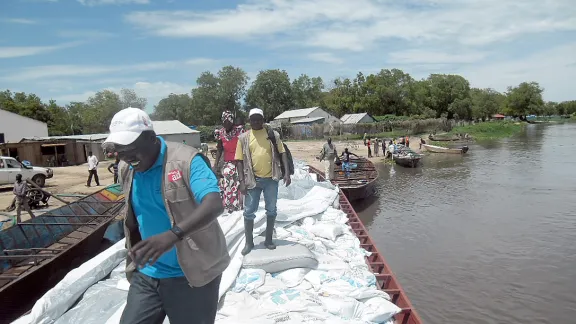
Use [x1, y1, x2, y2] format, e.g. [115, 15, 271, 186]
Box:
[213, 111, 245, 213]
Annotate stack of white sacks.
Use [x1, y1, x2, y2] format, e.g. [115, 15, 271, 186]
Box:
[13, 162, 400, 324]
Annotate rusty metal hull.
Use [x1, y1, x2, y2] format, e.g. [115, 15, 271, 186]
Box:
[0, 184, 125, 322]
[309, 165, 423, 324]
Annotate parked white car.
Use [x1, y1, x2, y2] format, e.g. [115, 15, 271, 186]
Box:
[0, 156, 54, 187]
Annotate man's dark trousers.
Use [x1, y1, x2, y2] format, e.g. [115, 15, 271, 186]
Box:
[120, 272, 221, 324]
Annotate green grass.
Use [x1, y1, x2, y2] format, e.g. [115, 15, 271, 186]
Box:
[450, 121, 525, 141]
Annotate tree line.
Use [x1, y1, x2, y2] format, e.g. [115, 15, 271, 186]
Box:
[1, 65, 575, 137]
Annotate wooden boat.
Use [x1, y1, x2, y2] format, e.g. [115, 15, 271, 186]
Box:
[0, 184, 125, 322]
[428, 133, 461, 141]
[331, 157, 378, 201]
[393, 147, 422, 168]
[422, 143, 469, 154]
[309, 165, 423, 324]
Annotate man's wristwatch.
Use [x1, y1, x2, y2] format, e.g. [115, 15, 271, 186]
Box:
[170, 226, 185, 240]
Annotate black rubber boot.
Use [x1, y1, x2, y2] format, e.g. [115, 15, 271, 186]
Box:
[264, 217, 276, 250]
[241, 219, 255, 256]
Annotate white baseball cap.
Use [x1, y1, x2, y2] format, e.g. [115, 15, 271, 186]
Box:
[103, 107, 154, 146]
[249, 108, 264, 117]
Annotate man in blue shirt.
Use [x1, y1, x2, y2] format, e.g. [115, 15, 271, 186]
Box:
[103, 108, 225, 324]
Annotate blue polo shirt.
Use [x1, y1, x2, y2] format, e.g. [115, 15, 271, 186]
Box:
[131, 137, 220, 279]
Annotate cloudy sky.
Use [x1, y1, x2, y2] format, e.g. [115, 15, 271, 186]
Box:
[1, 0, 575, 111]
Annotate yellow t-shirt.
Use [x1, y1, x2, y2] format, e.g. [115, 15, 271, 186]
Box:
[235, 128, 285, 178]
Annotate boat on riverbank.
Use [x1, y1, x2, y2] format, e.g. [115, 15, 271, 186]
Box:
[428, 133, 461, 141]
[393, 146, 423, 168]
[422, 143, 469, 154]
[0, 184, 125, 322]
[331, 157, 378, 201]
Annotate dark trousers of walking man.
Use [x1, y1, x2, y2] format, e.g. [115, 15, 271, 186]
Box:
[87, 169, 100, 187]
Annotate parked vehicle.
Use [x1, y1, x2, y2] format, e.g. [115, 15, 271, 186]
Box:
[0, 156, 53, 187]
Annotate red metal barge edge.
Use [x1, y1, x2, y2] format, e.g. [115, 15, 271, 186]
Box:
[308, 165, 423, 324]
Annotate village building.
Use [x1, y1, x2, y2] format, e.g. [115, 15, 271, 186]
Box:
[340, 113, 376, 124]
[273, 107, 341, 126]
[0, 109, 48, 145]
[0, 120, 200, 167]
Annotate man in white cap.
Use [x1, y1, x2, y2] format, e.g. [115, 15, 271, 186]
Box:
[235, 108, 291, 255]
[102, 107, 229, 324]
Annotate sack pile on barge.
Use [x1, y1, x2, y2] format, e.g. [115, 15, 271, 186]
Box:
[13, 162, 402, 324]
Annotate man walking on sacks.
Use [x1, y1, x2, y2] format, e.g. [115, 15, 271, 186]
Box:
[102, 107, 229, 324]
[86, 151, 100, 187]
[235, 108, 291, 255]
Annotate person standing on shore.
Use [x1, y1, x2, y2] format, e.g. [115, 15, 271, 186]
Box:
[103, 107, 228, 324]
[86, 151, 100, 187]
[373, 138, 380, 157]
[213, 110, 245, 213]
[235, 108, 291, 255]
[13, 174, 34, 224]
[366, 138, 372, 157]
[363, 132, 367, 146]
[107, 155, 120, 184]
[319, 137, 338, 180]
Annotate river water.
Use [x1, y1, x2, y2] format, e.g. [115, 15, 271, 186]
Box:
[355, 123, 576, 324]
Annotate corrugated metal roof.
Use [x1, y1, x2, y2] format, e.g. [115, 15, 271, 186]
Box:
[290, 117, 325, 124]
[20, 120, 199, 143]
[274, 107, 319, 120]
[340, 113, 374, 124]
[152, 120, 200, 135]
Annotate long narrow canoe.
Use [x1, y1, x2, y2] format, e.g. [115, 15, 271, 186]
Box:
[331, 157, 378, 201]
[428, 133, 461, 141]
[422, 143, 469, 154]
[0, 184, 125, 322]
[309, 165, 423, 324]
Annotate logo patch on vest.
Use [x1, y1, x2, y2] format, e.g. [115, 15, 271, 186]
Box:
[168, 169, 183, 182]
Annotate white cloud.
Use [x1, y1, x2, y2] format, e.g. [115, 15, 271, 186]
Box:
[78, 0, 149, 5]
[57, 30, 117, 39]
[307, 53, 343, 64]
[0, 42, 80, 59]
[125, 0, 576, 51]
[388, 50, 487, 64]
[2, 18, 37, 24]
[2, 58, 215, 81]
[458, 43, 576, 101]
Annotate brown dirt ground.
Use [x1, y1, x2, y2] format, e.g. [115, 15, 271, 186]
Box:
[0, 136, 424, 226]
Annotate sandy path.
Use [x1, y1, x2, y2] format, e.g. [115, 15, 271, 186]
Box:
[0, 163, 115, 225]
[1, 135, 425, 226]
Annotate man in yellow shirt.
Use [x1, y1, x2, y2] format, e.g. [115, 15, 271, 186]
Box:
[235, 108, 291, 255]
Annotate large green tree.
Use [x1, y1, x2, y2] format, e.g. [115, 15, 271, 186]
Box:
[291, 74, 324, 108]
[504, 82, 545, 117]
[470, 88, 505, 121]
[151, 93, 193, 123]
[245, 69, 294, 121]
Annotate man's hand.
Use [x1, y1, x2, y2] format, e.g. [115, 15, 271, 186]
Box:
[283, 175, 291, 187]
[129, 231, 179, 268]
[238, 180, 247, 194]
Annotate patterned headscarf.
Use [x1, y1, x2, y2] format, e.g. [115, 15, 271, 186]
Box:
[221, 111, 233, 124]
